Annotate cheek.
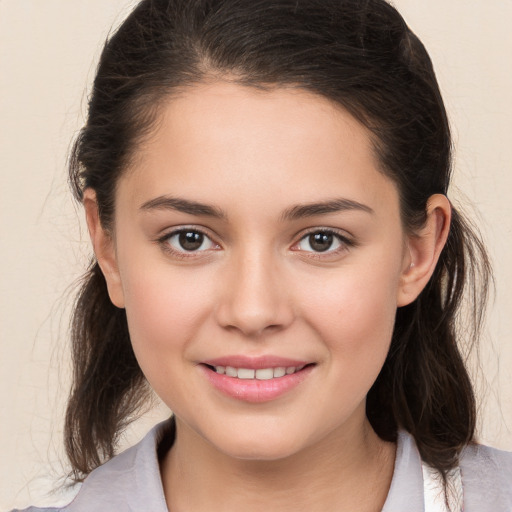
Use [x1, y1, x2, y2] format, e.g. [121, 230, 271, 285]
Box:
[298, 257, 401, 381]
[301, 253, 400, 327]
[119, 260, 214, 377]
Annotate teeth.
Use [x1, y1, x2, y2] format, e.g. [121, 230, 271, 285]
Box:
[213, 365, 303, 379]
[225, 366, 237, 377]
[273, 367, 286, 378]
[255, 368, 273, 380]
[237, 368, 255, 379]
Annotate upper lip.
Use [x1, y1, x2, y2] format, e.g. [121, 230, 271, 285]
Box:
[201, 355, 311, 369]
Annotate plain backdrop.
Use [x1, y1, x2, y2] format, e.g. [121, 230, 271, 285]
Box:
[1, 0, 511, 509]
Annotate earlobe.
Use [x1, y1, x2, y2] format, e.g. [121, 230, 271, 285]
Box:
[83, 189, 125, 308]
[397, 194, 451, 307]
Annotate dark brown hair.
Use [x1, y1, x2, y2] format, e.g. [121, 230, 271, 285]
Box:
[66, 0, 491, 487]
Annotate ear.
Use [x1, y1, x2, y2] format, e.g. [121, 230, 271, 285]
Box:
[83, 189, 125, 308]
[397, 194, 451, 307]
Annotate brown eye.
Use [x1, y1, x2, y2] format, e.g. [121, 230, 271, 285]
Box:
[308, 232, 334, 252]
[164, 229, 216, 253]
[295, 230, 347, 254]
[179, 231, 204, 251]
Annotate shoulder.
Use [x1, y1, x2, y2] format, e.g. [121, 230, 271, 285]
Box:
[11, 508, 64, 512]
[11, 419, 174, 512]
[459, 441, 512, 508]
[460, 441, 512, 482]
[8, 485, 82, 512]
[383, 430, 512, 512]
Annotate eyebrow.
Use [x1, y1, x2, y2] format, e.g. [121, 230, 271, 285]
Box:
[140, 196, 227, 219]
[140, 195, 373, 221]
[281, 198, 374, 221]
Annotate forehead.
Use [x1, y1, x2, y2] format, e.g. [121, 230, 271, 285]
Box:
[118, 82, 399, 220]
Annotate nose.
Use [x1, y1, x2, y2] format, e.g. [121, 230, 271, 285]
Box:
[214, 248, 294, 337]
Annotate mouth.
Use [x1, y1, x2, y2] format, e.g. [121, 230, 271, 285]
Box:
[204, 364, 310, 380]
[199, 359, 316, 402]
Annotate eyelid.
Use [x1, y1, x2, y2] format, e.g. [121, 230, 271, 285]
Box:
[290, 227, 356, 255]
[156, 225, 221, 258]
[154, 225, 355, 260]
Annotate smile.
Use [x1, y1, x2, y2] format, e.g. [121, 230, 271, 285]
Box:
[200, 358, 315, 403]
[212, 365, 305, 380]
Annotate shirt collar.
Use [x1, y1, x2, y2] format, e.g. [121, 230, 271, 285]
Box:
[382, 429, 425, 511]
[70, 419, 173, 511]
[72, 419, 424, 511]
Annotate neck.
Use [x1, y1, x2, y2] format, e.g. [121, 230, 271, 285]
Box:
[161, 414, 396, 512]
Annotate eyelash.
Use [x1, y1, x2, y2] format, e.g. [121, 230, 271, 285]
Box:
[157, 227, 220, 259]
[291, 228, 355, 258]
[156, 227, 355, 260]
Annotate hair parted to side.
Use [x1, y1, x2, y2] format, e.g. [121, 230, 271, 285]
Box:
[66, 0, 491, 485]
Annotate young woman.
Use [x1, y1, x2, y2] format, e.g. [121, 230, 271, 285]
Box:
[14, 0, 512, 510]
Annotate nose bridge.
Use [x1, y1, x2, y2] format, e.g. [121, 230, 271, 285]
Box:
[215, 242, 293, 336]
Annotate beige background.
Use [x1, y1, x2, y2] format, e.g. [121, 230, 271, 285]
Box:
[1, 0, 511, 509]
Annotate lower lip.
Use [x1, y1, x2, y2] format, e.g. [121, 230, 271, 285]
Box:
[200, 365, 314, 403]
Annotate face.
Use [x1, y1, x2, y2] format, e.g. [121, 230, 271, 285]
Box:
[98, 83, 418, 460]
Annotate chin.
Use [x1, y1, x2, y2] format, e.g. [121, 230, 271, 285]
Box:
[204, 423, 312, 462]
[222, 441, 301, 462]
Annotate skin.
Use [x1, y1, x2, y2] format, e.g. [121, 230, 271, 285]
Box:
[85, 82, 451, 511]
